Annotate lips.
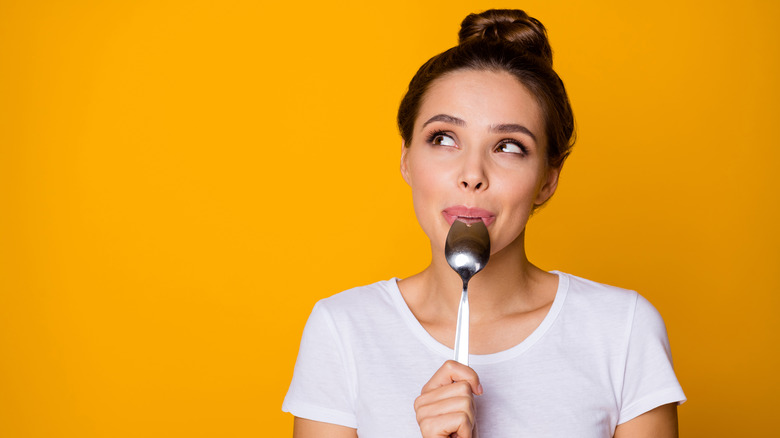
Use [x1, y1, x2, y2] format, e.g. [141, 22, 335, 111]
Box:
[442, 206, 496, 226]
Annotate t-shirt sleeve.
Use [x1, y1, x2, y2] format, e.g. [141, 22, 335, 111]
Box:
[282, 301, 357, 428]
[618, 293, 686, 424]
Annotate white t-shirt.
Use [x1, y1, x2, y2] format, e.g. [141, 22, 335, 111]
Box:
[282, 272, 685, 437]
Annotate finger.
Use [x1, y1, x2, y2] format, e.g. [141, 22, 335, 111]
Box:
[418, 411, 474, 438]
[415, 393, 475, 426]
[422, 360, 482, 395]
[415, 380, 475, 412]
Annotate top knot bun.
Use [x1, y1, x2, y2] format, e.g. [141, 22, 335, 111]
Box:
[458, 9, 553, 66]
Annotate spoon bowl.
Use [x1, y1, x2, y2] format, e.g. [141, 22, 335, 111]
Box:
[445, 220, 490, 281]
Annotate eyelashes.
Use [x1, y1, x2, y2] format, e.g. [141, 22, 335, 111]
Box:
[426, 131, 457, 146]
[424, 130, 529, 156]
[496, 139, 529, 155]
[425, 130, 457, 146]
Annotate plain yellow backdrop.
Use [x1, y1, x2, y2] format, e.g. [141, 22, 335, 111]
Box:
[1, 0, 778, 436]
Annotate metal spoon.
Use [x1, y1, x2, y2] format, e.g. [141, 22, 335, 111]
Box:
[445, 220, 490, 366]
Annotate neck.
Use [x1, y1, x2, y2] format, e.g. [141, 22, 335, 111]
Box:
[412, 230, 550, 323]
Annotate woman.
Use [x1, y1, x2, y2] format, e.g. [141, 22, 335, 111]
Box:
[283, 9, 685, 438]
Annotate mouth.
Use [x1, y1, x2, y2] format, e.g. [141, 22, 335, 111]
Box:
[442, 206, 496, 227]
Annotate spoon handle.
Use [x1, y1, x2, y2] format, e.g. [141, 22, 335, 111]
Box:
[453, 285, 470, 366]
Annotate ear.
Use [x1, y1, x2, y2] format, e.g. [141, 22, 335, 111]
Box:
[400, 141, 411, 185]
[534, 166, 561, 206]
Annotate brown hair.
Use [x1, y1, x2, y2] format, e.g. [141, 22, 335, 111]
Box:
[397, 9, 575, 169]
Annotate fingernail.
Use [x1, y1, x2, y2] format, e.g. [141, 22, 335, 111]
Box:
[477, 384, 484, 395]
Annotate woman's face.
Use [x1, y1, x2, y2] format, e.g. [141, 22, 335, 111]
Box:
[401, 69, 559, 256]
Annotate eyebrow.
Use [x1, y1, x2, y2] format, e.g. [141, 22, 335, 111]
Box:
[422, 114, 465, 128]
[490, 123, 537, 142]
[421, 114, 537, 142]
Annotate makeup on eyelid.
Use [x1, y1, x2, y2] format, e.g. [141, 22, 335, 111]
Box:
[425, 131, 529, 155]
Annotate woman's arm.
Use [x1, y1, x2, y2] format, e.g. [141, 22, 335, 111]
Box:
[293, 417, 357, 438]
[613, 403, 678, 438]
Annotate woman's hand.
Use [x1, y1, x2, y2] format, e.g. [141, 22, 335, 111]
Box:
[414, 360, 483, 438]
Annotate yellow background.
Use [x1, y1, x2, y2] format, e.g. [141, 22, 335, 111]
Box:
[1, 0, 778, 436]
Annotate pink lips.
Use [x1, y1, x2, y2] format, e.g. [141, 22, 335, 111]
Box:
[442, 206, 496, 226]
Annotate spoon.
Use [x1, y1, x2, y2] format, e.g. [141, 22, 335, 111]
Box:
[445, 219, 490, 366]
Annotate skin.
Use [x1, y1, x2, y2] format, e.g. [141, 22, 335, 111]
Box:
[293, 69, 678, 438]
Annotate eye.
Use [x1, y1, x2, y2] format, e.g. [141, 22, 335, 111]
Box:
[429, 133, 457, 147]
[496, 140, 527, 155]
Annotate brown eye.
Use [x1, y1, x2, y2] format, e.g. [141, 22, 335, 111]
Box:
[432, 134, 456, 146]
[497, 141, 526, 155]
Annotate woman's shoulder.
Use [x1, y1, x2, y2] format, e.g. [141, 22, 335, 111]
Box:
[554, 271, 665, 329]
[557, 271, 639, 305]
[312, 278, 403, 319]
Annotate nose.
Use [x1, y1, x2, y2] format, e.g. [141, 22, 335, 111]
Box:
[458, 152, 488, 191]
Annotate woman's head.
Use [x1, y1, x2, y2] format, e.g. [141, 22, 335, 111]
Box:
[397, 9, 575, 169]
[400, 68, 555, 256]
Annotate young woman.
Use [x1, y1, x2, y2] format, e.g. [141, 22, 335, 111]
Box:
[283, 9, 685, 438]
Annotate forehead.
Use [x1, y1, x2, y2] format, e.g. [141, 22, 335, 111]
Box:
[417, 69, 544, 136]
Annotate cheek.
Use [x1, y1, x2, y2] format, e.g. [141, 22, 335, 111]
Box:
[408, 155, 449, 198]
[490, 173, 543, 233]
[496, 169, 542, 203]
[410, 168, 444, 216]
[406, 159, 454, 239]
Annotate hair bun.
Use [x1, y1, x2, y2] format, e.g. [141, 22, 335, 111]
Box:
[458, 9, 553, 65]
